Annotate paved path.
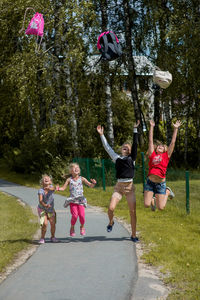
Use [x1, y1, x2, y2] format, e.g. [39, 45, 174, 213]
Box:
[0, 179, 169, 300]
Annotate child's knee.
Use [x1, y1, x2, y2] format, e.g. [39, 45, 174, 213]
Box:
[157, 205, 165, 211]
[108, 205, 115, 212]
[42, 223, 47, 230]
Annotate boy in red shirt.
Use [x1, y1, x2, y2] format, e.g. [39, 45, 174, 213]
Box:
[144, 119, 182, 210]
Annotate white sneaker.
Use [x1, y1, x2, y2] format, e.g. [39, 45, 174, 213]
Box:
[39, 238, 45, 244]
[166, 187, 175, 199]
[151, 197, 156, 211]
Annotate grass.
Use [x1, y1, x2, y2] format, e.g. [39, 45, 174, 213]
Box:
[0, 193, 39, 273]
[0, 162, 200, 298]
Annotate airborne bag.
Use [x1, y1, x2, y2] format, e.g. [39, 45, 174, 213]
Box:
[19, 7, 44, 52]
[97, 31, 122, 61]
[153, 69, 172, 89]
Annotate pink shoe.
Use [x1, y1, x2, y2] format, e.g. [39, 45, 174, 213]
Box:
[70, 228, 75, 237]
[39, 238, 45, 244]
[80, 227, 86, 236]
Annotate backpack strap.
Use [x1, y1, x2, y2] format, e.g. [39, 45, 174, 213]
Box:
[101, 33, 109, 56]
[19, 7, 36, 34]
[108, 32, 122, 57]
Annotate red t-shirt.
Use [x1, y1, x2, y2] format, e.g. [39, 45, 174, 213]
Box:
[148, 151, 170, 178]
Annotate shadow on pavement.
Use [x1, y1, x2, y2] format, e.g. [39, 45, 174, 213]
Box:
[0, 180, 22, 187]
[42, 236, 134, 243]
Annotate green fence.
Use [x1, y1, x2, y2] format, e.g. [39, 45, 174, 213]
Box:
[73, 154, 152, 190]
[73, 154, 200, 190]
[73, 154, 200, 214]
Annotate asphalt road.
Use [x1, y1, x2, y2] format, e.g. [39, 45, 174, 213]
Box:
[0, 179, 169, 300]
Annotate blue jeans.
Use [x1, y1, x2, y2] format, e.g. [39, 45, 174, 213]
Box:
[144, 178, 166, 195]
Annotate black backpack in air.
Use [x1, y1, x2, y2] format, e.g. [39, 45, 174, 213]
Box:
[97, 31, 122, 61]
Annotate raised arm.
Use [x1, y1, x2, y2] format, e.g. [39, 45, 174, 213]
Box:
[97, 125, 119, 162]
[148, 120, 155, 156]
[131, 120, 140, 161]
[167, 120, 182, 157]
[56, 178, 70, 191]
[82, 177, 97, 188]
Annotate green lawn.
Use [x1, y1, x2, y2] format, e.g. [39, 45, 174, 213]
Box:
[0, 193, 39, 273]
[0, 164, 200, 298]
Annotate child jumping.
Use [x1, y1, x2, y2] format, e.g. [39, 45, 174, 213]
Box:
[56, 163, 96, 237]
[37, 174, 58, 244]
[97, 121, 140, 242]
[144, 119, 182, 210]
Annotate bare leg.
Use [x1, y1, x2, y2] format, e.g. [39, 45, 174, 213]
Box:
[155, 189, 170, 210]
[41, 216, 48, 239]
[108, 192, 121, 225]
[144, 191, 154, 208]
[49, 216, 56, 238]
[126, 192, 136, 238]
[70, 225, 75, 233]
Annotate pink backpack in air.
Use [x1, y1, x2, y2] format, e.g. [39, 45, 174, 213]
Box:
[19, 8, 44, 52]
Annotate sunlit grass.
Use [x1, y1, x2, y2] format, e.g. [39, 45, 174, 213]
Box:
[0, 193, 39, 273]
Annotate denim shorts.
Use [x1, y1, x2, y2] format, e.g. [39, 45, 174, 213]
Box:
[144, 178, 166, 195]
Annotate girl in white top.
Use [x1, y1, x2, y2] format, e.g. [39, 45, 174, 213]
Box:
[57, 163, 96, 236]
[97, 121, 140, 242]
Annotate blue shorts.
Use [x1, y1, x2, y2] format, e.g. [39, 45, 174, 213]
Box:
[144, 178, 166, 195]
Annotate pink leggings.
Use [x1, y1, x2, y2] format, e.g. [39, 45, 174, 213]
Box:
[70, 203, 85, 226]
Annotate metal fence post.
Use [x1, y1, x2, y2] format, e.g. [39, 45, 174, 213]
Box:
[101, 159, 106, 191]
[141, 152, 146, 192]
[86, 158, 90, 180]
[185, 170, 190, 214]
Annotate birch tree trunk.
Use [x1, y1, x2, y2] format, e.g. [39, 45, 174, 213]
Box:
[163, 97, 172, 145]
[100, 0, 114, 147]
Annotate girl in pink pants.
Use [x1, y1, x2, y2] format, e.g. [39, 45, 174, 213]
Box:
[70, 203, 85, 229]
[56, 163, 96, 236]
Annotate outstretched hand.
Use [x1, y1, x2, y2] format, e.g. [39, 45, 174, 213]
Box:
[97, 125, 104, 135]
[173, 120, 182, 129]
[134, 120, 140, 128]
[150, 120, 155, 127]
[90, 179, 97, 185]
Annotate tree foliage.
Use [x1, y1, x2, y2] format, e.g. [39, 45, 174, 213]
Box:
[0, 0, 199, 177]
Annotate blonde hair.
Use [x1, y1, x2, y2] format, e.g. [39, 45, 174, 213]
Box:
[154, 141, 168, 153]
[146, 141, 168, 157]
[61, 163, 80, 179]
[69, 163, 80, 174]
[40, 174, 52, 186]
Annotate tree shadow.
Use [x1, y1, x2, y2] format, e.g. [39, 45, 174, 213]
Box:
[0, 179, 22, 187]
[45, 236, 133, 243]
[0, 236, 135, 245]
